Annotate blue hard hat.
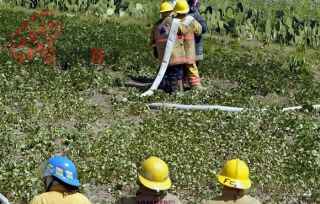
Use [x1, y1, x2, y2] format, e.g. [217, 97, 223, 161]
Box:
[44, 156, 81, 187]
[188, 0, 200, 11]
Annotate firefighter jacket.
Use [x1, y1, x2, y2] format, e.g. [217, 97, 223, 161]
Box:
[116, 187, 182, 204]
[205, 187, 261, 204]
[150, 13, 189, 66]
[176, 14, 202, 64]
[29, 185, 91, 204]
[188, 11, 207, 61]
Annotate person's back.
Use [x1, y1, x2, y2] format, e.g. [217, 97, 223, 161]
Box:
[178, 14, 201, 64]
[205, 159, 261, 204]
[116, 156, 182, 204]
[174, 0, 205, 91]
[30, 185, 91, 204]
[151, 16, 186, 67]
[30, 156, 91, 204]
[150, 2, 189, 94]
[206, 186, 261, 204]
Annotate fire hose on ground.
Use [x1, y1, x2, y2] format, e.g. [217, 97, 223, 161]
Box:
[0, 193, 10, 204]
[146, 103, 320, 112]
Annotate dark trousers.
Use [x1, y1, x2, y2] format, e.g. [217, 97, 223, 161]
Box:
[157, 65, 182, 94]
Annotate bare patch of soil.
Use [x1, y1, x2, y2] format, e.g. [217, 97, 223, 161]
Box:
[85, 184, 116, 203]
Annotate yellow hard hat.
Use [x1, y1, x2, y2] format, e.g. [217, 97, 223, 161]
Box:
[174, 0, 189, 14]
[217, 159, 251, 189]
[159, 2, 174, 13]
[138, 156, 171, 191]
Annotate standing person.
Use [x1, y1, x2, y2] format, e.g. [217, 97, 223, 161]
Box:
[150, 2, 188, 95]
[187, 0, 207, 68]
[174, 0, 205, 91]
[30, 155, 91, 204]
[205, 159, 262, 204]
[116, 156, 182, 204]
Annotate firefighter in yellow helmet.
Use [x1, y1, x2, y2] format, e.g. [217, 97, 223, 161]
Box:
[116, 156, 182, 204]
[150, 2, 189, 94]
[174, 0, 206, 91]
[205, 159, 261, 204]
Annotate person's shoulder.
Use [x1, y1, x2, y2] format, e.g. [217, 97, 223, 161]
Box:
[191, 12, 204, 20]
[29, 192, 49, 204]
[191, 18, 201, 26]
[204, 194, 230, 203]
[154, 19, 163, 26]
[76, 192, 91, 203]
[163, 16, 174, 22]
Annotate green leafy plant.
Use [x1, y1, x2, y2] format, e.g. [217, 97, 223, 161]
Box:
[288, 42, 311, 74]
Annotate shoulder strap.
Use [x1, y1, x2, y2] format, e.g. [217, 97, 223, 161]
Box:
[183, 15, 195, 26]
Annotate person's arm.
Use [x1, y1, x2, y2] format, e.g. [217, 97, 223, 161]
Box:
[194, 12, 208, 34]
[150, 29, 156, 48]
[178, 21, 190, 35]
[191, 20, 202, 36]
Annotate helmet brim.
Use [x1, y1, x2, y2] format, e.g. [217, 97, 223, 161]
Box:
[138, 174, 171, 191]
[159, 10, 173, 14]
[174, 9, 189, 14]
[54, 174, 81, 187]
[218, 173, 251, 189]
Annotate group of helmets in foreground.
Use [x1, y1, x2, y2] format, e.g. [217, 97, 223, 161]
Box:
[27, 156, 261, 204]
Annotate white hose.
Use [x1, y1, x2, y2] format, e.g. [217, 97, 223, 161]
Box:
[148, 103, 244, 112]
[147, 103, 320, 112]
[0, 194, 10, 204]
[281, 104, 320, 111]
[141, 18, 181, 97]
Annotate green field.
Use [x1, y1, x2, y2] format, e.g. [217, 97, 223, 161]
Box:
[0, 1, 319, 204]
